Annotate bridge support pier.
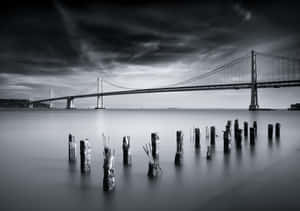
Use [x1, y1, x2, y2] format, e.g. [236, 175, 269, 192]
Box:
[66, 97, 75, 109]
[249, 50, 259, 111]
[49, 88, 54, 109]
[95, 95, 104, 109]
[95, 77, 104, 109]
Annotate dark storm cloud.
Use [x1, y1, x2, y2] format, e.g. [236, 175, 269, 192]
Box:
[71, 2, 235, 65]
[0, 1, 83, 76]
[58, 0, 300, 67]
[0, 1, 240, 76]
[0, 75, 8, 84]
[1, 0, 300, 76]
[1, 0, 300, 101]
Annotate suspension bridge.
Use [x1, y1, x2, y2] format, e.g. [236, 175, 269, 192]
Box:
[30, 50, 300, 110]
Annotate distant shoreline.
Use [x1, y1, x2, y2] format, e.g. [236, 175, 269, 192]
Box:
[0, 107, 293, 111]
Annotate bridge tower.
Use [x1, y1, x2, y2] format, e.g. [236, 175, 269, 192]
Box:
[95, 77, 104, 109]
[249, 50, 259, 111]
[66, 97, 75, 109]
[49, 88, 54, 109]
[27, 95, 33, 108]
[28, 97, 34, 108]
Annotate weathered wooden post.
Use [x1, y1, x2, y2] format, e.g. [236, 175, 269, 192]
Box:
[236, 129, 242, 148]
[68, 134, 76, 162]
[174, 130, 183, 166]
[234, 119, 239, 137]
[223, 130, 230, 153]
[227, 120, 232, 126]
[143, 133, 161, 178]
[227, 120, 232, 131]
[268, 124, 273, 139]
[244, 122, 248, 137]
[103, 146, 116, 192]
[205, 126, 209, 139]
[226, 120, 232, 137]
[122, 136, 132, 166]
[151, 133, 159, 160]
[194, 128, 200, 149]
[206, 146, 212, 160]
[80, 139, 91, 174]
[210, 126, 215, 145]
[275, 123, 280, 138]
[253, 121, 257, 136]
[250, 127, 255, 145]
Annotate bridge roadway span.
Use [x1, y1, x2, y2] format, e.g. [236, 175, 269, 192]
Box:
[31, 80, 300, 104]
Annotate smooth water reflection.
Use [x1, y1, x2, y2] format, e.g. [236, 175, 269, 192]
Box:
[0, 109, 300, 210]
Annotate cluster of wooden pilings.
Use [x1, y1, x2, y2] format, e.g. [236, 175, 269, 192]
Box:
[267, 123, 280, 139]
[67, 120, 281, 192]
[142, 133, 161, 177]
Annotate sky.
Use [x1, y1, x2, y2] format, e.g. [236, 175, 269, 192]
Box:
[0, 0, 300, 108]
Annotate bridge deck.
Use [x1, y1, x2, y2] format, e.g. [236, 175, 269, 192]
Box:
[31, 80, 300, 104]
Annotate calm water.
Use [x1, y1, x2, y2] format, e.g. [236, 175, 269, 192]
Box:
[0, 109, 300, 211]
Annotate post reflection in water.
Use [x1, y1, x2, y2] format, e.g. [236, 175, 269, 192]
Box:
[223, 153, 231, 173]
[235, 148, 243, 167]
[79, 174, 92, 191]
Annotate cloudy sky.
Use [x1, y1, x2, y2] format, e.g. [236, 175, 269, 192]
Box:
[0, 0, 300, 108]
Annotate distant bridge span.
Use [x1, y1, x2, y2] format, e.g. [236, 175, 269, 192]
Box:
[30, 51, 300, 110]
[31, 80, 300, 108]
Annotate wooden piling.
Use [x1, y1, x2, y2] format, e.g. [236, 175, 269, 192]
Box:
[151, 133, 160, 160]
[68, 134, 76, 162]
[206, 146, 212, 160]
[275, 123, 280, 138]
[268, 124, 273, 139]
[234, 119, 239, 137]
[194, 128, 200, 149]
[205, 126, 209, 139]
[175, 131, 183, 166]
[122, 136, 132, 166]
[103, 146, 116, 192]
[253, 121, 257, 136]
[144, 133, 161, 178]
[225, 121, 231, 137]
[244, 122, 248, 137]
[236, 129, 242, 148]
[223, 130, 230, 153]
[147, 162, 160, 177]
[227, 120, 232, 129]
[80, 139, 91, 174]
[250, 127, 255, 145]
[210, 126, 215, 145]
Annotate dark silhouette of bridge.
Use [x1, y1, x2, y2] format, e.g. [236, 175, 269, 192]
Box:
[30, 51, 300, 110]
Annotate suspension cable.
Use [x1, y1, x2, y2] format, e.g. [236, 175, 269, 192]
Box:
[102, 54, 251, 90]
